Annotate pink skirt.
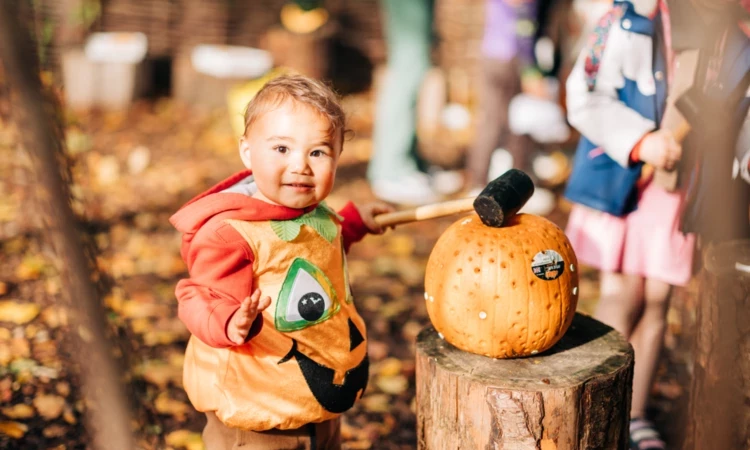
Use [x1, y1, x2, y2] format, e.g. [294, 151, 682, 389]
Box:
[565, 180, 696, 286]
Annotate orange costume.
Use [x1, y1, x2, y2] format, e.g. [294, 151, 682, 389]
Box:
[170, 170, 370, 431]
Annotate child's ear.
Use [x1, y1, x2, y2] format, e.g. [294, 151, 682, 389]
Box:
[239, 137, 252, 170]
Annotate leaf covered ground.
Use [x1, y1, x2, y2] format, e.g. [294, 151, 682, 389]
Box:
[0, 92, 694, 449]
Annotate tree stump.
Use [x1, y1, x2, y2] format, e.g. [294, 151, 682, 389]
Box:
[684, 239, 750, 450]
[416, 313, 634, 450]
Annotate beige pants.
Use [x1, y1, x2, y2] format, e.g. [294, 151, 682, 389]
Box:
[202, 413, 341, 450]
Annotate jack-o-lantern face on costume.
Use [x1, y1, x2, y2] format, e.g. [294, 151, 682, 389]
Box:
[183, 214, 369, 431]
[274, 257, 368, 414]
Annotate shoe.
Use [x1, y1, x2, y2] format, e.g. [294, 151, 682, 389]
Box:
[532, 151, 571, 187]
[371, 172, 441, 206]
[519, 187, 556, 216]
[488, 148, 514, 181]
[629, 418, 666, 450]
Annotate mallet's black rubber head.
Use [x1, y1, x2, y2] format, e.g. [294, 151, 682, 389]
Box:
[472, 169, 535, 227]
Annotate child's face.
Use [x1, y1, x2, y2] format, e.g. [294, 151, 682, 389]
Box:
[239, 100, 341, 209]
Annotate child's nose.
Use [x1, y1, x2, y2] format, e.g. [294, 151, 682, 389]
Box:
[290, 153, 311, 174]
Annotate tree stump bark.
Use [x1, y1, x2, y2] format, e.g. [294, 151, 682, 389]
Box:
[416, 313, 634, 450]
[684, 239, 750, 450]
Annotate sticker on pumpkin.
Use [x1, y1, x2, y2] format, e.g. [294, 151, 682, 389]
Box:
[276, 258, 340, 332]
[531, 250, 565, 281]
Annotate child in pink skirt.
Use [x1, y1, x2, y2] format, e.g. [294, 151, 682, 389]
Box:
[563, 1, 694, 448]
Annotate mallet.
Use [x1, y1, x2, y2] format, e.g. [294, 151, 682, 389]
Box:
[374, 169, 535, 228]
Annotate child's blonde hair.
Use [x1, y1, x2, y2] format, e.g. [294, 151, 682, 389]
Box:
[243, 74, 348, 147]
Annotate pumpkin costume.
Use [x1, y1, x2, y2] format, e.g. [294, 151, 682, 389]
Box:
[170, 171, 370, 439]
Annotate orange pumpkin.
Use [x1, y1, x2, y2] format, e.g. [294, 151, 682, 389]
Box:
[424, 213, 578, 358]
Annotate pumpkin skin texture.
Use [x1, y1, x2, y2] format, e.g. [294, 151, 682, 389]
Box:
[424, 213, 578, 358]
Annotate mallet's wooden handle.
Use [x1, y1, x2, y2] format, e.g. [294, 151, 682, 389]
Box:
[374, 197, 475, 227]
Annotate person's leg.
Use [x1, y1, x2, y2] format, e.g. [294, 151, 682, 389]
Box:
[629, 278, 671, 419]
[314, 417, 341, 450]
[369, 0, 433, 185]
[465, 58, 518, 190]
[593, 271, 644, 339]
[202, 413, 237, 450]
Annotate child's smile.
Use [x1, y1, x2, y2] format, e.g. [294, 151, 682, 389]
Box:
[239, 99, 341, 209]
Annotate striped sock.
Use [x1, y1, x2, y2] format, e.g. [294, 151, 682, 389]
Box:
[629, 418, 666, 450]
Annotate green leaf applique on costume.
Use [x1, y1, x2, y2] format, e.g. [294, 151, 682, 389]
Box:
[275, 258, 339, 332]
[318, 201, 344, 222]
[270, 204, 339, 243]
[270, 220, 303, 242]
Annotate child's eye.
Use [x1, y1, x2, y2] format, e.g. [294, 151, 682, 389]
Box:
[274, 145, 289, 153]
[310, 149, 328, 157]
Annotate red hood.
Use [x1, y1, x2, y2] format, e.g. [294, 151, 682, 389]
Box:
[169, 170, 316, 236]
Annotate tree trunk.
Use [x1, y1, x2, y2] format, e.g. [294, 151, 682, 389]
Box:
[684, 239, 750, 450]
[0, 3, 134, 449]
[416, 313, 634, 450]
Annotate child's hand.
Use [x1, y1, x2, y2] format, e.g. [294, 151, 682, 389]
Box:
[227, 289, 272, 345]
[639, 129, 682, 170]
[357, 201, 396, 234]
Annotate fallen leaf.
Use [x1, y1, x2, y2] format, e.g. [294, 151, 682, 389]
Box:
[0, 301, 40, 324]
[56, 382, 70, 397]
[375, 358, 402, 377]
[402, 320, 424, 343]
[343, 440, 373, 450]
[42, 424, 67, 438]
[121, 300, 168, 319]
[360, 296, 382, 312]
[95, 154, 121, 186]
[65, 128, 92, 155]
[62, 407, 76, 425]
[45, 277, 62, 295]
[165, 429, 204, 450]
[0, 421, 27, 439]
[1, 404, 34, 419]
[360, 394, 391, 413]
[379, 300, 410, 320]
[40, 306, 68, 329]
[375, 375, 408, 395]
[142, 330, 181, 346]
[10, 337, 30, 359]
[32, 339, 59, 366]
[14, 254, 49, 281]
[136, 360, 182, 389]
[387, 234, 415, 257]
[23, 324, 39, 339]
[33, 394, 66, 420]
[366, 341, 388, 361]
[127, 146, 151, 175]
[129, 318, 151, 334]
[154, 393, 190, 420]
[0, 342, 10, 366]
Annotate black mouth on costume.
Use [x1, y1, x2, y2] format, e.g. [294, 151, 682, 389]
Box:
[278, 339, 369, 414]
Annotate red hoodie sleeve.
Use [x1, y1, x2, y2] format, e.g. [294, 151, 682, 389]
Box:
[175, 221, 261, 348]
[338, 202, 369, 252]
